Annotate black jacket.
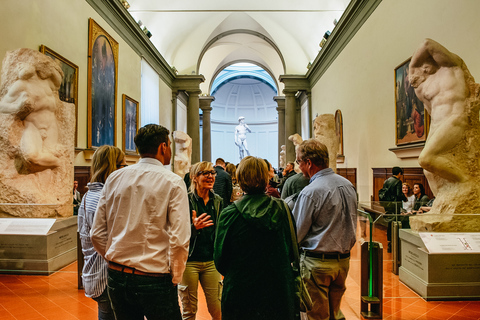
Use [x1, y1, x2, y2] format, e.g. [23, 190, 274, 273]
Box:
[213, 166, 233, 207]
[380, 176, 406, 214]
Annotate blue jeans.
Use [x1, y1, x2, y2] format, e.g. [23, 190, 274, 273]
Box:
[92, 289, 115, 320]
[107, 269, 182, 320]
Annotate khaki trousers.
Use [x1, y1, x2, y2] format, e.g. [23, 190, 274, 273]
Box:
[300, 255, 350, 320]
[178, 261, 222, 320]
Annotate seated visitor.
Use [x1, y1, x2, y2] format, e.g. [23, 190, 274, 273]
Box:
[418, 197, 435, 213]
[401, 182, 415, 213]
[412, 183, 430, 213]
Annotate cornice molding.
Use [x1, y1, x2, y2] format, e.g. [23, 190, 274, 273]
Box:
[279, 75, 310, 93]
[173, 75, 206, 94]
[86, 0, 176, 86]
[306, 0, 382, 87]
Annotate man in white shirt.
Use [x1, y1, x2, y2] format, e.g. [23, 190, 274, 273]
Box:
[91, 124, 190, 320]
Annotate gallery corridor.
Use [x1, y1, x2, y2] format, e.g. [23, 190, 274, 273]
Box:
[1, 225, 480, 320]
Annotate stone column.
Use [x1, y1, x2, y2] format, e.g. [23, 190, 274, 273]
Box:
[279, 75, 310, 162]
[173, 75, 205, 165]
[274, 96, 286, 164]
[186, 90, 201, 164]
[200, 96, 215, 162]
[284, 90, 297, 163]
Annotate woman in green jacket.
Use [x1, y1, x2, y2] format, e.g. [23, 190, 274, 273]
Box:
[179, 161, 223, 320]
[214, 156, 299, 320]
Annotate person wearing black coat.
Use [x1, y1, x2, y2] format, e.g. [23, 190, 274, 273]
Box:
[213, 158, 232, 208]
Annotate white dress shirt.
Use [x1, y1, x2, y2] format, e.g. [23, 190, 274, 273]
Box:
[91, 157, 191, 284]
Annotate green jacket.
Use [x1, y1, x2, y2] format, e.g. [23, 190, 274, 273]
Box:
[214, 194, 299, 320]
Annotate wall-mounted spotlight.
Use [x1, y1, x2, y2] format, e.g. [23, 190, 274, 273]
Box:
[319, 31, 331, 48]
[142, 26, 152, 38]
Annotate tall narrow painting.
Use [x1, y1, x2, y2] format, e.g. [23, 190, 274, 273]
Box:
[334, 109, 344, 157]
[394, 58, 429, 145]
[122, 94, 139, 154]
[87, 18, 118, 148]
[39, 45, 79, 146]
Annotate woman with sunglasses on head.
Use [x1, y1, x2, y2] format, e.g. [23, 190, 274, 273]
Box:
[78, 145, 126, 320]
[178, 161, 223, 320]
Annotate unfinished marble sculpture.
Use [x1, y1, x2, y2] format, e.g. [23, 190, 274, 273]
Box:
[0, 48, 75, 217]
[279, 145, 286, 169]
[313, 114, 339, 173]
[173, 130, 192, 177]
[408, 39, 480, 231]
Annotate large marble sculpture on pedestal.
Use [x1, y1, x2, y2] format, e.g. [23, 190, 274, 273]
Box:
[0, 48, 75, 217]
[313, 114, 339, 172]
[173, 130, 192, 177]
[408, 39, 480, 231]
[235, 116, 251, 161]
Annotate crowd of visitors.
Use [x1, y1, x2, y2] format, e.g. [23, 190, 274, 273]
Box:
[78, 123, 358, 320]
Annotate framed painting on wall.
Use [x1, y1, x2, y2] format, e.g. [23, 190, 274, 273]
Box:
[40, 45, 79, 145]
[394, 58, 429, 146]
[335, 109, 344, 156]
[87, 18, 119, 148]
[122, 94, 139, 154]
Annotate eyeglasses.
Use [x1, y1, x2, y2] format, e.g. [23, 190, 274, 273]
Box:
[198, 170, 217, 177]
[295, 158, 309, 165]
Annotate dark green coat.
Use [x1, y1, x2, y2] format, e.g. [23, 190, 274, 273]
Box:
[214, 194, 299, 320]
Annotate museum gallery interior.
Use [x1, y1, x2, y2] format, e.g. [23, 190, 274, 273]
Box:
[1, 0, 480, 319]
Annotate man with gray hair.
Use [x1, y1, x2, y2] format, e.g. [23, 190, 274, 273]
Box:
[293, 139, 357, 320]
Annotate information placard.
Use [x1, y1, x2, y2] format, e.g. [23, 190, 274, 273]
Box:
[419, 232, 480, 254]
[0, 218, 56, 235]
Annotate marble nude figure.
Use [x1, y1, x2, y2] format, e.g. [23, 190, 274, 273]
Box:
[235, 116, 251, 161]
[0, 48, 75, 217]
[408, 39, 480, 231]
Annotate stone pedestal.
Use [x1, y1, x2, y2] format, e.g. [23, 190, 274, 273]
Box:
[0, 216, 77, 275]
[399, 229, 480, 300]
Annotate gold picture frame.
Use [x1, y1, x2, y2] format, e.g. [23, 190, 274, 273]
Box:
[87, 18, 119, 148]
[122, 94, 139, 154]
[335, 109, 344, 156]
[394, 57, 429, 146]
[40, 45, 79, 146]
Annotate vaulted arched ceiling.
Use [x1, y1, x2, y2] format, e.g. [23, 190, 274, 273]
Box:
[127, 0, 350, 92]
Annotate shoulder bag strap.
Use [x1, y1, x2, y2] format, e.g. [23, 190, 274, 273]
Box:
[282, 200, 300, 271]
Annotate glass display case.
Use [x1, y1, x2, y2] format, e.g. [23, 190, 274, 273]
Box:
[357, 201, 480, 313]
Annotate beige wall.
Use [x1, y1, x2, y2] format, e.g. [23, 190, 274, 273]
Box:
[0, 0, 171, 167]
[311, 0, 480, 201]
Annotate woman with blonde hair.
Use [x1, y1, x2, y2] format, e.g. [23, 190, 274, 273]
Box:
[214, 156, 299, 320]
[178, 161, 223, 320]
[78, 145, 126, 320]
[401, 182, 415, 213]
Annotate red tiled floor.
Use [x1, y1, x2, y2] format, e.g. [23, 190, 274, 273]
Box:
[1, 222, 480, 319]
